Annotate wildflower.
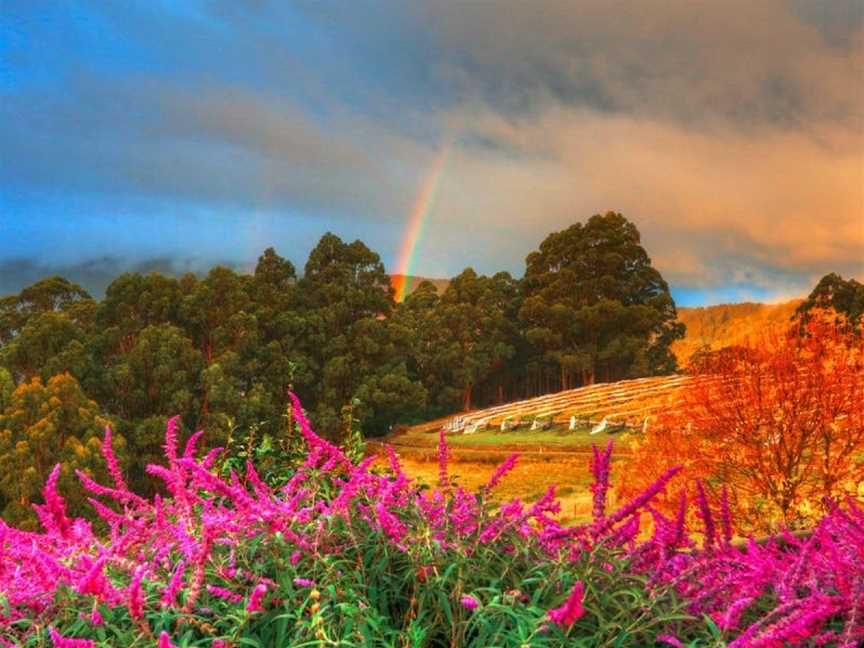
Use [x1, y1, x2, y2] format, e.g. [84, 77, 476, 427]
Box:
[247, 582, 268, 613]
[599, 466, 682, 533]
[163, 415, 181, 469]
[294, 578, 315, 588]
[158, 632, 178, 648]
[161, 560, 186, 608]
[206, 585, 242, 604]
[547, 581, 585, 627]
[484, 453, 519, 494]
[89, 608, 103, 626]
[589, 441, 613, 520]
[48, 629, 95, 648]
[76, 556, 108, 597]
[127, 566, 145, 620]
[657, 635, 685, 648]
[460, 595, 479, 610]
[696, 480, 716, 549]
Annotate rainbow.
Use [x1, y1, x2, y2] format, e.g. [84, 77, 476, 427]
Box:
[393, 145, 449, 302]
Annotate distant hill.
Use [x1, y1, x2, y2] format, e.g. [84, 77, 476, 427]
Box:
[389, 275, 450, 301]
[672, 299, 803, 367]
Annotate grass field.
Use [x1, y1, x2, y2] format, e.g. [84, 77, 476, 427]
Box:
[387, 455, 625, 526]
[389, 423, 626, 451]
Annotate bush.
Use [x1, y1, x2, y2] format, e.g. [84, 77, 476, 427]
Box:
[0, 395, 861, 647]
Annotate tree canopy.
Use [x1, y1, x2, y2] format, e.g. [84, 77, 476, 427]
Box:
[520, 212, 683, 387]
[0, 217, 691, 525]
[796, 272, 864, 332]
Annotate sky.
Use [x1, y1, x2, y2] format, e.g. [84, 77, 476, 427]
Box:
[1, 1, 862, 306]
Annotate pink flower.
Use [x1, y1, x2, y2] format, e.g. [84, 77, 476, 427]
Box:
[76, 556, 109, 598]
[460, 595, 479, 610]
[547, 581, 585, 627]
[293, 577, 315, 587]
[161, 559, 186, 608]
[589, 441, 613, 520]
[484, 453, 519, 494]
[158, 632, 178, 648]
[657, 635, 685, 648]
[247, 582, 268, 613]
[206, 585, 242, 603]
[101, 426, 127, 491]
[127, 566, 145, 620]
[48, 628, 95, 648]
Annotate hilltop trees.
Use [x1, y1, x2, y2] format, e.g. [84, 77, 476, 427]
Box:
[0, 215, 689, 512]
[298, 233, 425, 434]
[796, 272, 864, 332]
[521, 212, 683, 388]
[425, 269, 520, 411]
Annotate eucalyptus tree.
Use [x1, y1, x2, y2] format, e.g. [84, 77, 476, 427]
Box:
[520, 211, 683, 388]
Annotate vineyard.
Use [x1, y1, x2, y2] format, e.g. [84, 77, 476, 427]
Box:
[408, 374, 692, 436]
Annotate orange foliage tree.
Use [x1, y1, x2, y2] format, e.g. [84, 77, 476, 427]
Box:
[621, 318, 864, 532]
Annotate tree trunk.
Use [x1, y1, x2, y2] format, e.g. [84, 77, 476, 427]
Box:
[463, 383, 473, 411]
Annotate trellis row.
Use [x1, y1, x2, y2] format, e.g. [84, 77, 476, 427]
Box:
[425, 375, 695, 434]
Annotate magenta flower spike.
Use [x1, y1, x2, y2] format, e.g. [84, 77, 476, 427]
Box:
[547, 581, 585, 627]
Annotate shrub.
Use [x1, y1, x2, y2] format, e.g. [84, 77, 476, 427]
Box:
[0, 395, 861, 647]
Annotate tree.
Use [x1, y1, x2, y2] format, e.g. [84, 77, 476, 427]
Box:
[621, 319, 864, 532]
[180, 267, 257, 365]
[0, 367, 12, 411]
[0, 276, 93, 345]
[796, 272, 864, 332]
[105, 323, 203, 423]
[102, 324, 203, 492]
[1, 311, 91, 382]
[96, 272, 185, 355]
[0, 373, 120, 529]
[520, 212, 683, 389]
[424, 269, 519, 411]
[298, 233, 423, 435]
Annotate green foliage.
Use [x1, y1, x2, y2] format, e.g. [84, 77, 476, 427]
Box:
[521, 212, 684, 386]
[796, 272, 864, 332]
[220, 418, 304, 490]
[0, 218, 691, 513]
[298, 233, 426, 437]
[0, 373, 121, 528]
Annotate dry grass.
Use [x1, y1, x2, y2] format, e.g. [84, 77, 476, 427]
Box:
[375, 451, 626, 526]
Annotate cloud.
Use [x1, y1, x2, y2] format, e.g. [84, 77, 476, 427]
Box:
[0, 256, 248, 299]
[429, 105, 863, 289]
[0, 0, 861, 303]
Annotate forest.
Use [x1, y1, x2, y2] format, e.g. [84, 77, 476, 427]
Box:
[0, 212, 686, 525]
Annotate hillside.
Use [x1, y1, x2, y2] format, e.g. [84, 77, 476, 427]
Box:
[389, 274, 450, 300]
[403, 374, 690, 437]
[672, 298, 803, 366]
